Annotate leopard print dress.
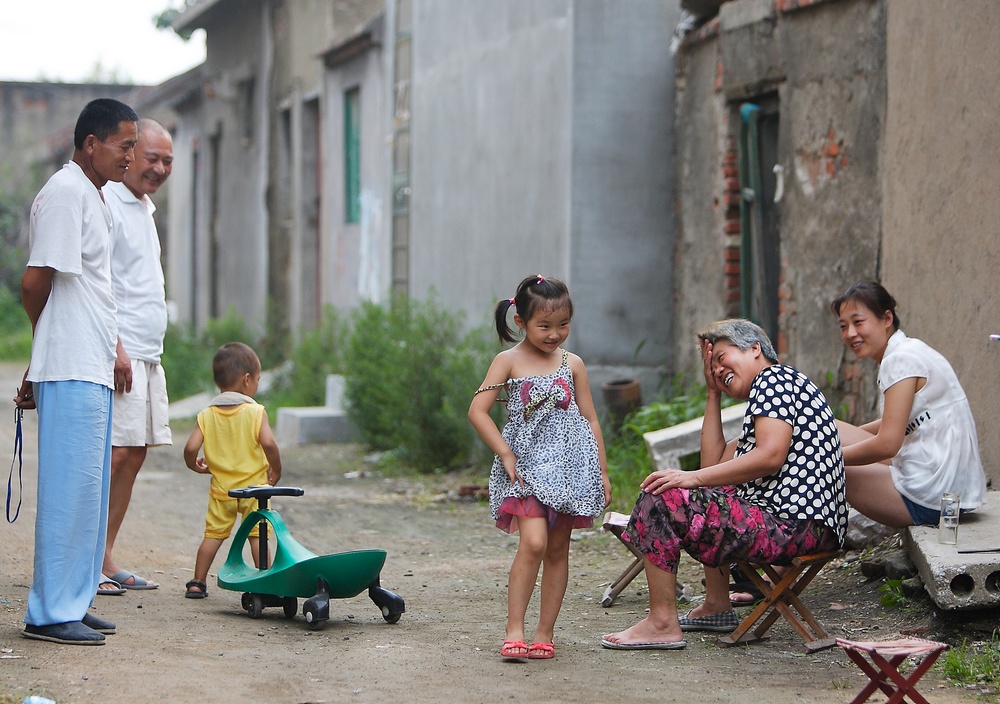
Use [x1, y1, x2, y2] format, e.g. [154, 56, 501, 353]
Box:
[486, 350, 605, 524]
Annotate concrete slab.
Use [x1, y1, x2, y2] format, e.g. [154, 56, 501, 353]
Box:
[643, 403, 748, 470]
[276, 406, 360, 445]
[274, 374, 360, 446]
[904, 494, 1000, 610]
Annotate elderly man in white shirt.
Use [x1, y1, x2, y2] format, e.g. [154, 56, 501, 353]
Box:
[99, 118, 174, 594]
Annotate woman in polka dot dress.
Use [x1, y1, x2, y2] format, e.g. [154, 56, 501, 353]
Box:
[469, 274, 610, 661]
[602, 318, 847, 651]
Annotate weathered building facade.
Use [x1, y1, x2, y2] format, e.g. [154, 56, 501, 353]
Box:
[671, 0, 999, 482]
[167, 0, 680, 393]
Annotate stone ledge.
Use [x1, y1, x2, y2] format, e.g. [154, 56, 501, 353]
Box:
[643, 402, 748, 470]
[904, 495, 1000, 611]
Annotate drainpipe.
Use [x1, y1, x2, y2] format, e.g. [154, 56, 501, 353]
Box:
[738, 102, 762, 322]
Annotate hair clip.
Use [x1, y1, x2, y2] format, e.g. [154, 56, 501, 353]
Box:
[536, 274, 545, 283]
[508, 298, 515, 305]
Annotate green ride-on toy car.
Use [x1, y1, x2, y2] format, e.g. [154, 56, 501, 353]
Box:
[218, 485, 405, 630]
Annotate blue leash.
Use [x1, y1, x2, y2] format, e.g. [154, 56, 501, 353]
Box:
[7, 406, 22, 523]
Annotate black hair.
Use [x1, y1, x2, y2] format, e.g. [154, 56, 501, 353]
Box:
[212, 342, 261, 390]
[493, 274, 573, 344]
[73, 98, 138, 150]
[830, 281, 901, 330]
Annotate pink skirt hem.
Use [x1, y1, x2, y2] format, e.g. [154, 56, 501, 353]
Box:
[495, 495, 594, 534]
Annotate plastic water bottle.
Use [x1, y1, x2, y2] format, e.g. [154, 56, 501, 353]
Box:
[939, 493, 960, 545]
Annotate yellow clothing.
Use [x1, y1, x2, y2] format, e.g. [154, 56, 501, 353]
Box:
[197, 401, 269, 499]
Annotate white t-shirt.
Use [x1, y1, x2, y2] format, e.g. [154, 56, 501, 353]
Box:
[26, 161, 118, 388]
[105, 181, 168, 363]
[879, 330, 987, 511]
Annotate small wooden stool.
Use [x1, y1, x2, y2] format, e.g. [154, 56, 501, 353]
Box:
[717, 550, 843, 652]
[836, 637, 949, 704]
[600, 512, 646, 607]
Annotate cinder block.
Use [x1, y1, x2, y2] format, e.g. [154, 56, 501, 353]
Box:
[643, 402, 748, 470]
[904, 498, 1000, 611]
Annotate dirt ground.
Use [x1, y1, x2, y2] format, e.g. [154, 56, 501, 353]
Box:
[0, 363, 995, 704]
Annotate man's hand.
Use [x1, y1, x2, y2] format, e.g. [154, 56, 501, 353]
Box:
[114, 339, 132, 394]
[13, 369, 35, 410]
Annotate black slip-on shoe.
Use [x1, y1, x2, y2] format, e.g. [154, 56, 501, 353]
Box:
[82, 612, 116, 634]
[22, 621, 106, 645]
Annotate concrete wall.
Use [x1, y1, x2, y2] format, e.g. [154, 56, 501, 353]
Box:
[320, 16, 389, 310]
[673, 0, 886, 400]
[881, 0, 1000, 484]
[168, 2, 271, 331]
[407, 0, 678, 394]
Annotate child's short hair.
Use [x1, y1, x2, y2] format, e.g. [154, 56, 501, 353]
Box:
[212, 342, 260, 389]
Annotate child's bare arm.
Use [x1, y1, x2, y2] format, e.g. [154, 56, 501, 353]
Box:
[258, 413, 282, 485]
[183, 424, 210, 474]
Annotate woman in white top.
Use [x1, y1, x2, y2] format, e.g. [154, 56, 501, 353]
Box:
[832, 281, 987, 527]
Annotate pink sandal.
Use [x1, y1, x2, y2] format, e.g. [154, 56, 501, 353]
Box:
[527, 642, 554, 659]
[501, 639, 528, 659]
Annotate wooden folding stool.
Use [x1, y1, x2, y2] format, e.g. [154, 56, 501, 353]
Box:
[600, 512, 645, 607]
[717, 550, 843, 652]
[836, 637, 949, 704]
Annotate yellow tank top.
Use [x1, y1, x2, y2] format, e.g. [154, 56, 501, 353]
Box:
[196, 402, 269, 499]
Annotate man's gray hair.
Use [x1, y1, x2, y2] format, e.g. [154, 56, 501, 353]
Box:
[696, 318, 778, 363]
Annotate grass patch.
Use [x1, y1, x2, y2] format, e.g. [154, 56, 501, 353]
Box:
[940, 635, 1000, 693]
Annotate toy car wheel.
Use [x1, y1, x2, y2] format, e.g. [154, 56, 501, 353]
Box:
[241, 592, 252, 611]
[303, 602, 324, 630]
[282, 596, 297, 619]
[381, 606, 402, 624]
[247, 594, 264, 619]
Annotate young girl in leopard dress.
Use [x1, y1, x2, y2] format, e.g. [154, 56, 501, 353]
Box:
[468, 274, 610, 661]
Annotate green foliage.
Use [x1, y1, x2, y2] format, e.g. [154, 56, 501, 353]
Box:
[342, 295, 494, 472]
[161, 306, 257, 399]
[0, 286, 31, 360]
[940, 635, 1000, 689]
[154, 3, 196, 41]
[878, 578, 907, 608]
[262, 306, 346, 410]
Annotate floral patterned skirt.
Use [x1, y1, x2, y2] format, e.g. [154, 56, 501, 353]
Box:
[496, 495, 595, 534]
[622, 487, 840, 574]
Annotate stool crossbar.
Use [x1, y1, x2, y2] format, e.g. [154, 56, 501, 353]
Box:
[717, 550, 843, 652]
[836, 637, 949, 704]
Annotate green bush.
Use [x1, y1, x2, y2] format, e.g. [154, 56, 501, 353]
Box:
[262, 305, 346, 411]
[342, 295, 494, 471]
[161, 306, 258, 399]
[0, 286, 31, 361]
[161, 296, 494, 473]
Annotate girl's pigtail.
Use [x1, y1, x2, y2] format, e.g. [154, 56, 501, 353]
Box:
[494, 297, 519, 343]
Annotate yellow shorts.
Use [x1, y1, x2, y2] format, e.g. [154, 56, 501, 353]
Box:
[204, 495, 260, 540]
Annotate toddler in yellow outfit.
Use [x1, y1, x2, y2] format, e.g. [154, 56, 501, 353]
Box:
[182, 342, 282, 598]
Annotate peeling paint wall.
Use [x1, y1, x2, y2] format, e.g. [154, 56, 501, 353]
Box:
[674, 0, 999, 484]
[673, 0, 885, 405]
[881, 0, 1000, 485]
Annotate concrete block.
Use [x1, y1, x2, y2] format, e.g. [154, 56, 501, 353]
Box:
[904, 495, 1000, 610]
[275, 374, 359, 445]
[276, 406, 360, 445]
[643, 403, 748, 470]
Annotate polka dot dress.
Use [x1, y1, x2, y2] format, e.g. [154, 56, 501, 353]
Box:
[736, 364, 848, 543]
